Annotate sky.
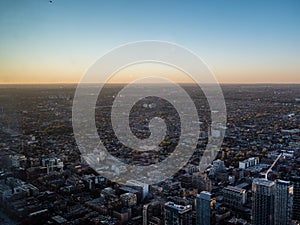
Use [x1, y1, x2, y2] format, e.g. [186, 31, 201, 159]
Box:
[0, 0, 299, 84]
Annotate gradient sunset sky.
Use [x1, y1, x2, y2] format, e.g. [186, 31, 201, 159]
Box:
[0, 0, 299, 84]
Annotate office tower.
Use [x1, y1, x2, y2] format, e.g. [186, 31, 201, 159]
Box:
[274, 180, 293, 225]
[291, 176, 300, 221]
[164, 202, 192, 225]
[196, 191, 216, 225]
[252, 178, 275, 225]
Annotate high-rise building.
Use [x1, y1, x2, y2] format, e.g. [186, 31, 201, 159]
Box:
[164, 202, 192, 225]
[252, 178, 275, 225]
[291, 176, 300, 221]
[274, 179, 293, 225]
[196, 191, 216, 225]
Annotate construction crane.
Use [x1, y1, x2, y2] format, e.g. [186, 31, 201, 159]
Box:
[265, 153, 282, 179]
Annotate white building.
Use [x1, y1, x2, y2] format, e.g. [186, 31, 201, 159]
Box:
[239, 157, 259, 169]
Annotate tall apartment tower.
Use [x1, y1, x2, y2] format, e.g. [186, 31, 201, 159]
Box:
[291, 176, 300, 221]
[196, 191, 216, 225]
[164, 202, 192, 225]
[274, 179, 293, 225]
[252, 178, 275, 225]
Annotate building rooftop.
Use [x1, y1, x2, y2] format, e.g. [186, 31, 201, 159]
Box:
[224, 185, 246, 194]
[276, 179, 290, 185]
[253, 178, 274, 187]
[165, 202, 192, 213]
[197, 191, 213, 201]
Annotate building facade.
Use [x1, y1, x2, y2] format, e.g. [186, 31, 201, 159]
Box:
[196, 191, 215, 225]
[239, 157, 259, 169]
[274, 179, 293, 225]
[164, 202, 192, 225]
[291, 176, 300, 221]
[252, 178, 275, 225]
[223, 185, 247, 209]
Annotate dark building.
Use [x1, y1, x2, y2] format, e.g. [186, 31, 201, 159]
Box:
[196, 191, 215, 225]
[222, 185, 247, 209]
[274, 179, 293, 225]
[291, 176, 300, 221]
[252, 178, 275, 225]
[164, 201, 192, 225]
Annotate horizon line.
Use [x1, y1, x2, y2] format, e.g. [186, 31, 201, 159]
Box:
[0, 82, 300, 85]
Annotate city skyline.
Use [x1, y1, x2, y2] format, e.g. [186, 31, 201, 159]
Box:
[0, 0, 299, 84]
[0, 1, 300, 224]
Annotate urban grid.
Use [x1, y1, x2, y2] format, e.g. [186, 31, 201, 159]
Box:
[0, 84, 299, 225]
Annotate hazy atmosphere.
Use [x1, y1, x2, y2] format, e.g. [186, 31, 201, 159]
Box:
[0, 0, 299, 84]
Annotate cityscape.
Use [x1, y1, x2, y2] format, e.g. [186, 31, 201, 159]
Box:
[1, 1, 300, 225]
[0, 84, 299, 225]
